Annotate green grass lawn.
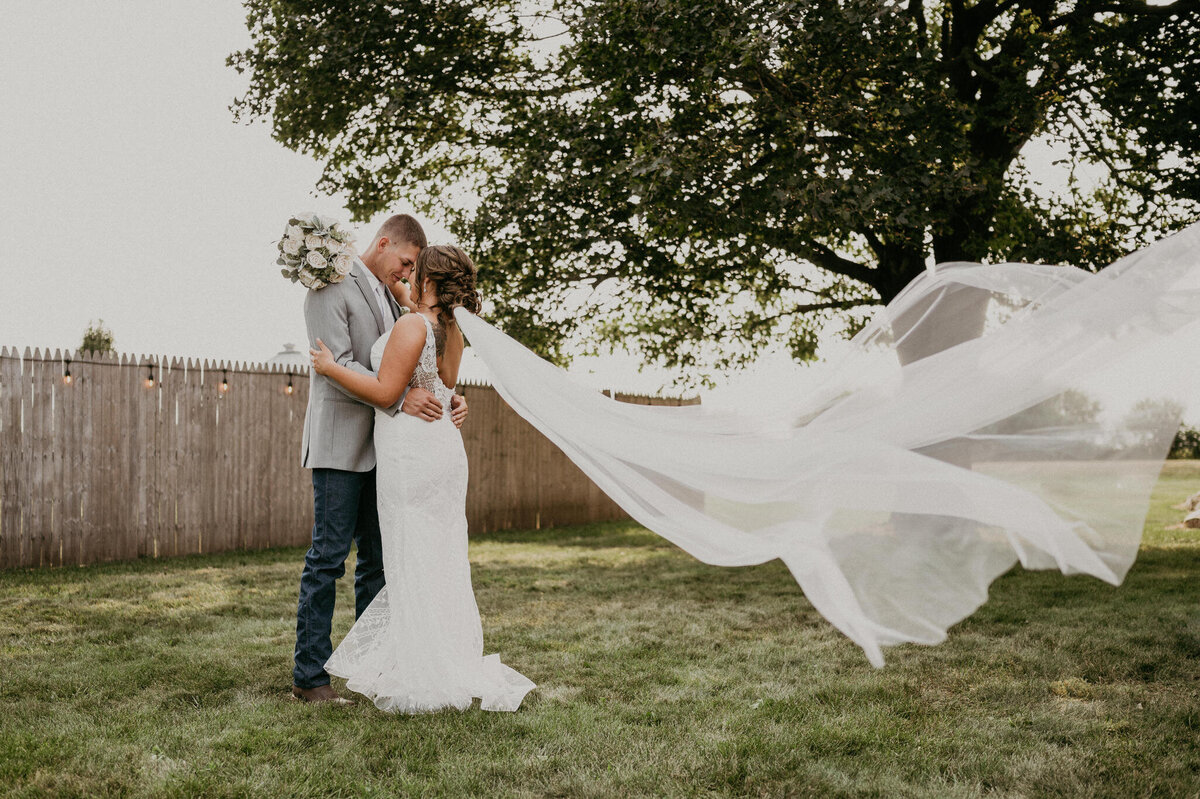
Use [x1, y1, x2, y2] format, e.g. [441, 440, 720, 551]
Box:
[2, 465, 1199, 798]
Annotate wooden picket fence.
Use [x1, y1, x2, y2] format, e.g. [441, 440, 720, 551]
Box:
[0, 346, 696, 569]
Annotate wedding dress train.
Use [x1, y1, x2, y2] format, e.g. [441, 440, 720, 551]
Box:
[326, 314, 535, 711]
[454, 222, 1200, 666]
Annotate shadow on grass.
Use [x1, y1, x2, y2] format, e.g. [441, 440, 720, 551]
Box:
[0, 521, 667, 589]
[477, 520, 670, 549]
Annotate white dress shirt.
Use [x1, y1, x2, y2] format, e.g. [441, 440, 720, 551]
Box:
[359, 259, 396, 330]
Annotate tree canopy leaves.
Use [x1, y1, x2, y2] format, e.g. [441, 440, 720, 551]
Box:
[231, 0, 1200, 381]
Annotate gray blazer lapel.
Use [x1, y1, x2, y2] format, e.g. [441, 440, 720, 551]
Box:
[387, 292, 403, 321]
[351, 262, 386, 335]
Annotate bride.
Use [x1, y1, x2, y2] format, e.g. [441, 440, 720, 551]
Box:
[309, 244, 535, 713]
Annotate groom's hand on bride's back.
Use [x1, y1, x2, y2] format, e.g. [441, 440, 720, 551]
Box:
[450, 394, 468, 429]
[402, 388, 443, 422]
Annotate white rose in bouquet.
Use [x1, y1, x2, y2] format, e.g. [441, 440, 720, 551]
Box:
[278, 212, 352, 291]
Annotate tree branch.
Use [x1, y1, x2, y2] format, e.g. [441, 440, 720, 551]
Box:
[862, 228, 886, 258]
[794, 241, 878, 289]
[749, 299, 877, 327]
[1049, 0, 1198, 29]
[794, 299, 875, 313]
[909, 0, 928, 53]
[1079, 0, 1197, 14]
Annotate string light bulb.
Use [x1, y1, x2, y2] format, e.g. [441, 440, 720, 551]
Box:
[285, 373, 294, 395]
[63, 358, 72, 386]
[144, 364, 155, 388]
[220, 370, 229, 393]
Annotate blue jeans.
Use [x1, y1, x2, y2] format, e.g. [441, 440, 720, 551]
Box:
[293, 467, 386, 689]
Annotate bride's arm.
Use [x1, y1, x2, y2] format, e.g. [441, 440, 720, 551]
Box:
[388, 280, 419, 313]
[310, 315, 426, 409]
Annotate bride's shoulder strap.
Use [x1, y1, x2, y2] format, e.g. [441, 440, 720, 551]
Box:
[383, 314, 429, 358]
[395, 312, 428, 334]
[410, 312, 435, 342]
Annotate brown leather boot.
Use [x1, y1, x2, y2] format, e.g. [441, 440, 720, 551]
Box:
[291, 684, 355, 705]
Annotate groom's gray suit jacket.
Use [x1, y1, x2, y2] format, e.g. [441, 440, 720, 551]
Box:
[301, 260, 405, 472]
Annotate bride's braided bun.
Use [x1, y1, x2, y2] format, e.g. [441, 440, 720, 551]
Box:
[413, 244, 482, 328]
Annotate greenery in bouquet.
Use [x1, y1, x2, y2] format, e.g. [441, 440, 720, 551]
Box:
[277, 213, 356, 290]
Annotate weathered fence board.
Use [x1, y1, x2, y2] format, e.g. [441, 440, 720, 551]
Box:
[0, 347, 696, 569]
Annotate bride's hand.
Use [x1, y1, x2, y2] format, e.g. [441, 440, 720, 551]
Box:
[309, 339, 335, 375]
[389, 279, 416, 311]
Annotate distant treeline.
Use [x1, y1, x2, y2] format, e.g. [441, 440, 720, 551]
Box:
[1170, 426, 1200, 460]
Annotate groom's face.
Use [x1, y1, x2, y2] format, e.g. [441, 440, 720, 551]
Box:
[385, 240, 421, 285]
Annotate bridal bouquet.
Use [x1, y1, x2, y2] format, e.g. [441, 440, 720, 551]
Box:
[277, 213, 356, 290]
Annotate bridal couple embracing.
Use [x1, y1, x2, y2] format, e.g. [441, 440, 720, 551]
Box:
[285, 207, 1200, 712]
[291, 213, 535, 713]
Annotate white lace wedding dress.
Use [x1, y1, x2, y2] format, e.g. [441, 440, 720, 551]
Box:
[325, 313, 536, 712]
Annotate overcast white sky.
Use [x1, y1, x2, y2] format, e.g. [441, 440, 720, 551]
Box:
[0, 3, 361, 359]
[0, 0, 695, 391]
[1, 1, 1195, 414]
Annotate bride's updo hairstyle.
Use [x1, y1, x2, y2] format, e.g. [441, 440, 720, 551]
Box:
[413, 244, 483, 328]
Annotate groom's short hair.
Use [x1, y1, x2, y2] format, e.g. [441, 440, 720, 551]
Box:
[376, 214, 427, 250]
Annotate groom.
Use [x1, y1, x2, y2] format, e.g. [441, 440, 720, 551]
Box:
[292, 213, 468, 704]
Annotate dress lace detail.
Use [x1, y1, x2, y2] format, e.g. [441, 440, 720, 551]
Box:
[325, 315, 535, 712]
[409, 314, 457, 411]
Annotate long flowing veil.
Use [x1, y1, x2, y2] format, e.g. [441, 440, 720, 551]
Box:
[455, 223, 1200, 666]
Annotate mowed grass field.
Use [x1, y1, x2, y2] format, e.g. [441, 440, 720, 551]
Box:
[1, 464, 1198, 798]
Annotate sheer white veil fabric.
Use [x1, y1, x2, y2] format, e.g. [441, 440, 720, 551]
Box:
[454, 223, 1200, 666]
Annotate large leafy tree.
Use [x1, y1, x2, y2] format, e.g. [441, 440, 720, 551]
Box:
[230, 0, 1200, 380]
